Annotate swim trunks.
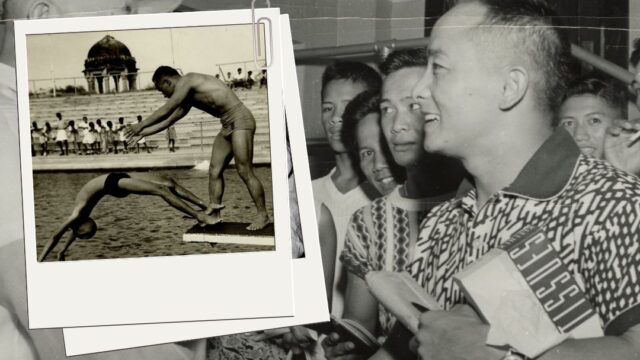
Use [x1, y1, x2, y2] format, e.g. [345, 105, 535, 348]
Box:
[219, 102, 256, 138]
[104, 172, 130, 198]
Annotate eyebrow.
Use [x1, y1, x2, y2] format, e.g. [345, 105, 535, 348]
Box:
[427, 48, 444, 59]
[381, 96, 414, 103]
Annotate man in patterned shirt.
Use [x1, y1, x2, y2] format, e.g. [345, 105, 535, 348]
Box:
[379, 0, 640, 359]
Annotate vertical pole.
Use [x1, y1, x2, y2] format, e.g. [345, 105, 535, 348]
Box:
[74, 77, 77, 96]
[200, 121, 203, 152]
[600, 25, 605, 57]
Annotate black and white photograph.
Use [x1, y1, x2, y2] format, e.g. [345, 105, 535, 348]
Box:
[14, 8, 295, 330]
[4, 0, 640, 359]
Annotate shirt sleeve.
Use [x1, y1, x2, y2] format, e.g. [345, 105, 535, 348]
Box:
[582, 198, 640, 335]
[340, 207, 372, 279]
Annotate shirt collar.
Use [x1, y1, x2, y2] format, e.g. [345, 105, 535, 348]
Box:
[503, 128, 580, 199]
[453, 128, 580, 205]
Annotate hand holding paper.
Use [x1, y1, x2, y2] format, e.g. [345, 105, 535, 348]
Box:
[414, 305, 505, 360]
[365, 271, 440, 334]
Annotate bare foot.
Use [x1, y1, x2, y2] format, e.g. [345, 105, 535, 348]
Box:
[198, 212, 222, 227]
[247, 213, 269, 231]
[205, 203, 225, 215]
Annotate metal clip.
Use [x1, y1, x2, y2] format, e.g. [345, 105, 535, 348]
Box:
[251, 0, 273, 70]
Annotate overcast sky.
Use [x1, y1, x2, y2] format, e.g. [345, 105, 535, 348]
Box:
[26, 24, 265, 90]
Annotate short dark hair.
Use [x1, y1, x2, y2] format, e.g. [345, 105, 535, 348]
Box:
[137, 115, 142, 120]
[561, 76, 626, 122]
[152, 66, 180, 83]
[118, 117, 124, 121]
[55, 112, 62, 118]
[454, 0, 574, 115]
[341, 90, 382, 159]
[379, 48, 428, 76]
[631, 38, 640, 68]
[321, 61, 382, 100]
[72, 218, 97, 239]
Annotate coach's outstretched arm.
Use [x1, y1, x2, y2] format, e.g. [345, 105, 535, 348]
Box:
[125, 78, 193, 138]
[127, 105, 191, 146]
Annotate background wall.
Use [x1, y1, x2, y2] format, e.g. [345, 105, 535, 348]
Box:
[182, 0, 426, 140]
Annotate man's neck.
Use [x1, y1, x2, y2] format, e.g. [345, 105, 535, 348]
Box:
[463, 117, 553, 209]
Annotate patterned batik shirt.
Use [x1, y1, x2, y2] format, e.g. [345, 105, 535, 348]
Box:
[408, 129, 640, 335]
[341, 186, 452, 336]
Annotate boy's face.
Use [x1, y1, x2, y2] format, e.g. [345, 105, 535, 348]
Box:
[357, 113, 398, 195]
[380, 67, 427, 167]
[321, 79, 367, 153]
[558, 94, 620, 159]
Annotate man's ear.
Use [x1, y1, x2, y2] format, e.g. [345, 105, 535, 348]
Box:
[27, 1, 52, 19]
[499, 66, 528, 111]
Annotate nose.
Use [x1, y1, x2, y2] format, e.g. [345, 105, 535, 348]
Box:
[372, 152, 388, 172]
[411, 65, 433, 100]
[391, 113, 410, 134]
[573, 124, 590, 142]
[331, 107, 343, 125]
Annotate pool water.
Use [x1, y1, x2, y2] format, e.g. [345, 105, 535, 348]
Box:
[33, 167, 274, 261]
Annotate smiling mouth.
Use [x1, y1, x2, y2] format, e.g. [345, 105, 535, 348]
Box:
[424, 113, 440, 125]
[578, 146, 596, 155]
[376, 176, 396, 187]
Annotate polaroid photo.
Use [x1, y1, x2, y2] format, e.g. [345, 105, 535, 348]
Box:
[63, 15, 330, 356]
[15, 8, 295, 328]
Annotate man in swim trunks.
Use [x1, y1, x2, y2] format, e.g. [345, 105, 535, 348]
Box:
[125, 66, 269, 231]
[38, 172, 220, 262]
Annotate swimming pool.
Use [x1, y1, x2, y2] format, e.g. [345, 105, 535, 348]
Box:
[33, 167, 274, 261]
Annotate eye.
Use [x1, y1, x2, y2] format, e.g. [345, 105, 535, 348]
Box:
[431, 62, 445, 75]
[588, 117, 602, 126]
[560, 119, 574, 128]
[322, 104, 334, 114]
[409, 103, 421, 112]
[380, 105, 395, 115]
[359, 149, 374, 159]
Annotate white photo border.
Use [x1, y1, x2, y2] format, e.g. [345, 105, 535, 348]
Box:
[62, 15, 330, 356]
[15, 8, 294, 328]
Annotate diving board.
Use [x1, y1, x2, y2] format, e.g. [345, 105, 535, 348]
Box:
[183, 222, 275, 246]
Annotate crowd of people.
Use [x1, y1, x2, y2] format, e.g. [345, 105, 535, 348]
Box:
[29, 69, 265, 158]
[30, 113, 169, 156]
[290, 1, 640, 359]
[216, 67, 268, 90]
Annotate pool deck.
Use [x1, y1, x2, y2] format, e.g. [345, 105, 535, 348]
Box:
[31, 149, 271, 172]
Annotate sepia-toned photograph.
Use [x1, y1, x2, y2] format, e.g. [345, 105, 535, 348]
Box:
[25, 23, 277, 262]
[14, 8, 296, 330]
